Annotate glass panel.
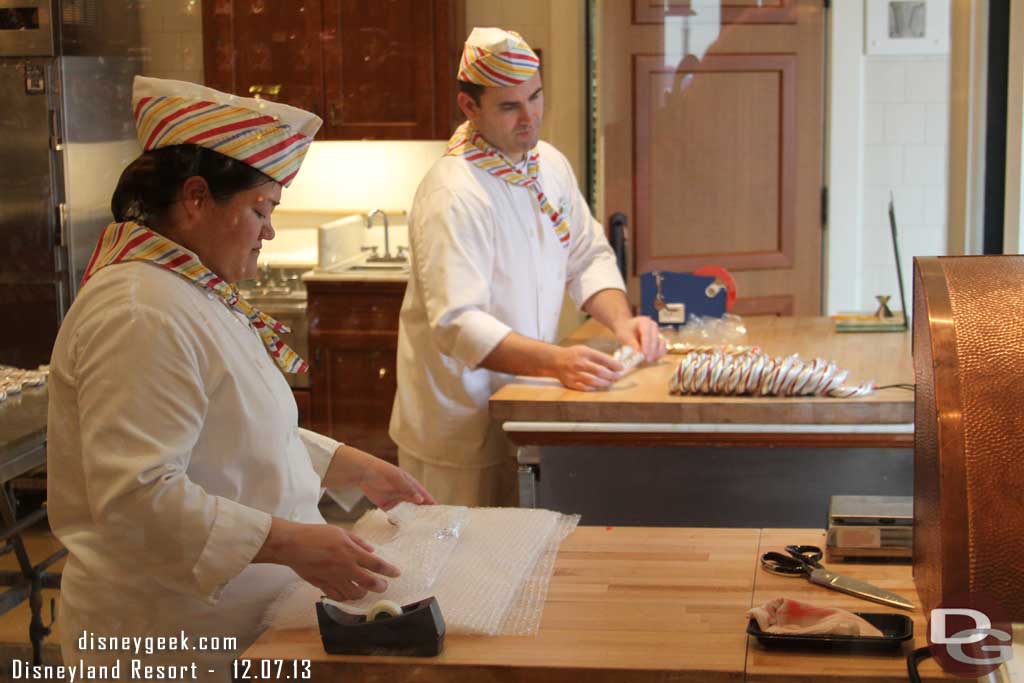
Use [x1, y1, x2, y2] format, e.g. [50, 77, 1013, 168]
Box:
[0, 7, 39, 29]
[591, 0, 953, 318]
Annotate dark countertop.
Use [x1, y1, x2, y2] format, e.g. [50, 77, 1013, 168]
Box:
[0, 386, 48, 484]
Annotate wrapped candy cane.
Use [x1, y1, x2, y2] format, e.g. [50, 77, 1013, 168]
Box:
[665, 342, 758, 356]
[612, 345, 646, 380]
[0, 365, 48, 404]
[668, 349, 875, 398]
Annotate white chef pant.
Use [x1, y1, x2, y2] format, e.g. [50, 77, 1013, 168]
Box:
[398, 450, 518, 507]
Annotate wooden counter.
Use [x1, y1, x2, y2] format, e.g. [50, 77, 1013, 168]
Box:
[490, 317, 913, 448]
[241, 527, 958, 682]
[244, 527, 761, 682]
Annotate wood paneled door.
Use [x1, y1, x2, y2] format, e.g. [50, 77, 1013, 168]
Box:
[598, 0, 825, 316]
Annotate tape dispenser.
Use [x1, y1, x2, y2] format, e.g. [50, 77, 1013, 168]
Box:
[640, 266, 737, 327]
[316, 596, 445, 657]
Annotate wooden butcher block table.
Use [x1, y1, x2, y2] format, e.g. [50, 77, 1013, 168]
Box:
[240, 527, 958, 682]
[489, 317, 915, 524]
[243, 527, 760, 682]
[491, 316, 914, 449]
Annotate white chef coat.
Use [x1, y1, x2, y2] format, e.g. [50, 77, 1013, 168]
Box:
[389, 141, 625, 470]
[47, 261, 354, 680]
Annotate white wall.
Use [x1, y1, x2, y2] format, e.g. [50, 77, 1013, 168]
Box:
[827, 2, 950, 316]
[1004, 0, 1024, 255]
[280, 141, 446, 215]
[138, 0, 204, 83]
[860, 56, 949, 310]
[825, 1, 865, 315]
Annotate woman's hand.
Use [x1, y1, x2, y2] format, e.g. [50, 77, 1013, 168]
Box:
[322, 445, 435, 510]
[357, 455, 436, 510]
[255, 518, 399, 601]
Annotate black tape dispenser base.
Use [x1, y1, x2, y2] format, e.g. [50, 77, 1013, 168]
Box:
[316, 596, 445, 657]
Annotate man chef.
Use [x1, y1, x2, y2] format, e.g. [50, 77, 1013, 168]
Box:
[389, 27, 667, 506]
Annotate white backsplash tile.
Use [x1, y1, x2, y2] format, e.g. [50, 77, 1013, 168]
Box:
[363, 222, 410, 256]
[852, 54, 949, 313]
[905, 59, 950, 103]
[904, 145, 946, 186]
[281, 141, 447, 214]
[864, 103, 885, 145]
[260, 228, 318, 268]
[884, 102, 926, 145]
[923, 185, 947, 226]
[864, 146, 904, 187]
[863, 185, 924, 227]
[865, 60, 905, 103]
[925, 101, 949, 146]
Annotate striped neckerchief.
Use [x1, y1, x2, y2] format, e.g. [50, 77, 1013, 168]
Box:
[81, 220, 308, 374]
[445, 120, 569, 248]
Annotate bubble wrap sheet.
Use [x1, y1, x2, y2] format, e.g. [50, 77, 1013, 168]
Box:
[263, 505, 579, 636]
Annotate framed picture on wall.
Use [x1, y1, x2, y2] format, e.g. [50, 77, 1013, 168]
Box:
[865, 0, 950, 56]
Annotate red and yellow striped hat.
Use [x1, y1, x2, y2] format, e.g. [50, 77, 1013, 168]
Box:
[457, 27, 540, 87]
[131, 76, 322, 187]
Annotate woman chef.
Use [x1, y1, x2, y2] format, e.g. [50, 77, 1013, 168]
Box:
[46, 76, 434, 680]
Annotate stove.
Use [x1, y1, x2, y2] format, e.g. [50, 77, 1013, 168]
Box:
[239, 267, 309, 389]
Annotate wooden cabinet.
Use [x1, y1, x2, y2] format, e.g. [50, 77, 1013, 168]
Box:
[307, 279, 406, 463]
[202, 0, 324, 121]
[202, 0, 463, 140]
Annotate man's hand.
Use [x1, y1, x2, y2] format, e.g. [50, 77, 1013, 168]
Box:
[255, 519, 400, 601]
[613, 316, 667, 361]
[357, 456, 436, 510]
[552, 345, 624, 391]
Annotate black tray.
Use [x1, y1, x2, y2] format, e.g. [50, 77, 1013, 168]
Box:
[747, 612, 913, 653]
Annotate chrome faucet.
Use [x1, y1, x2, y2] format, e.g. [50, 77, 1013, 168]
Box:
[366, 209, 406, 263]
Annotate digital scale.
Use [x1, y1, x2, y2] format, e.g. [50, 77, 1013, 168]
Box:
[826, 495, 912, 562]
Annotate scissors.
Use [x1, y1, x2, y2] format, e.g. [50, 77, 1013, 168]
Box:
[760, 544, 915, 610]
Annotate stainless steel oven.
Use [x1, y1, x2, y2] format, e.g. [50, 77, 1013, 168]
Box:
[0, 1, 141, 368]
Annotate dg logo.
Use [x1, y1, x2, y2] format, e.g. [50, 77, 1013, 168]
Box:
[928, 593, 1014, 678]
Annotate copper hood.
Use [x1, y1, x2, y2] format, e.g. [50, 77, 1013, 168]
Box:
[913, 256, 1024, 621]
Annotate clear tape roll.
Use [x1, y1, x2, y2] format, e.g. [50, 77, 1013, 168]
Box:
[669, 350, 874, 398]
[367, 599, 403, 621]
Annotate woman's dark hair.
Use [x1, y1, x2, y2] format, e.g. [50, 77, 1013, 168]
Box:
[111, 144, 274, 225]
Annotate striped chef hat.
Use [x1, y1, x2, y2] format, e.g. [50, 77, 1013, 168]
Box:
[131, 76, 322, 187]
[457, 27, 540, 87]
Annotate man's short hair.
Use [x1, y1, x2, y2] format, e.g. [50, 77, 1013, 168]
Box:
[457, 80, 485, 106]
